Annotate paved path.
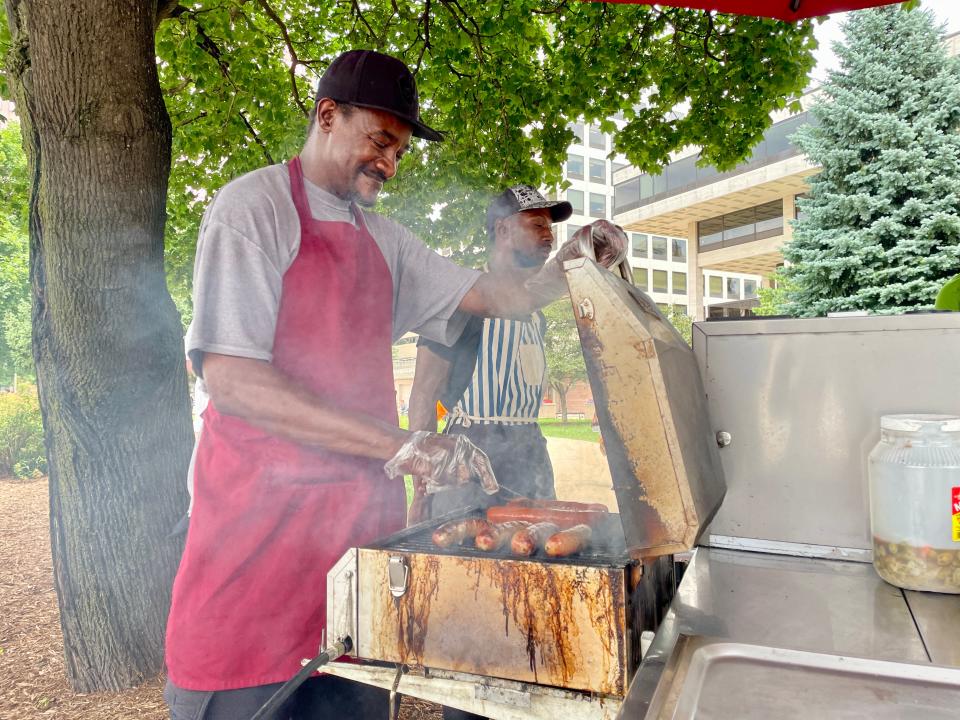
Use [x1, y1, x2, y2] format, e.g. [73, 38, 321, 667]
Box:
[546, 437, 619, 511]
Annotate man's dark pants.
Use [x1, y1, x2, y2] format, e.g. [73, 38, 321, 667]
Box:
[164, 675, 388, 719]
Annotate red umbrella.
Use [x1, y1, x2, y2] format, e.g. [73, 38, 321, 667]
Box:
[596, 0, 904, 22]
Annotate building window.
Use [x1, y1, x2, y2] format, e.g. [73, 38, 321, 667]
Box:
[566, 154, 584, 180]
[614, 176, 640, 215]
[588, 126, 606, 150]
[652, 236, 668, 261]
[698, 217, 724, 248]
[589, 193, 606, 218]
[726, 278, 741, 299]
[653, 269, 669, 293]
[708, 276, 723, 298]
[589, 159, 606, 183]
[672, 272, 687, 295]
[569, 123, 584, 145]
[567, 189, 584, 214]
[610, 161, 628, 184]
[632, 233, 648, 258]
[754, 200, 783, 238]
[633, 267, 648, 290]
[744, 279, 758, 298]
[566, 224, 583, 241]
[697, 200, 784, 251]
[672, 238, 687, 263]
[656, 303, 669, 313]
[672, 304, 687, 316]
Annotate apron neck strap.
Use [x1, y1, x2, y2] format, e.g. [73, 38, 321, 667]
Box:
[287, 156, 369, 233]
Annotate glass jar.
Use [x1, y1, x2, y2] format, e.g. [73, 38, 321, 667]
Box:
[869, 414, 960, 593]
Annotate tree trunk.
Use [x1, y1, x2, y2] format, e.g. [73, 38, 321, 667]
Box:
[552, 381, 569, 424]
[4, 0, 193, 692]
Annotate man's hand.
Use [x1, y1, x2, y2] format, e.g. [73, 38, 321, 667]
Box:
[385, 431, 499, 496]
[567, 220, 629, 268]
[523, 219, 629, 302]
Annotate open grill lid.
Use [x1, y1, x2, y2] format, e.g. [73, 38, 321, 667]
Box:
[563, 257, 726, 560]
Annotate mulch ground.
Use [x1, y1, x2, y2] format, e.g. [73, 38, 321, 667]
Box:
[0, 477, 440, 720]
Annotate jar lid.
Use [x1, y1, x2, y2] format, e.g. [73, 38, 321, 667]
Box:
[880, 414, 960, 433]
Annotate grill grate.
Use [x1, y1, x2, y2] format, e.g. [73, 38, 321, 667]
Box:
[367, 510, 633, 568]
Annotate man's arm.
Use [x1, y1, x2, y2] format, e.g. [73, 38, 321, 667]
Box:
[458, 220, 628, 318]
[459, 267, 547, 319]
[203, 353, 407, 460]
[407, 343, 451, 433]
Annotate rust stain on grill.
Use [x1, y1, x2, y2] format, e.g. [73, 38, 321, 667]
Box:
[387, 554, 442, 666]
[357, 539, 638, 695]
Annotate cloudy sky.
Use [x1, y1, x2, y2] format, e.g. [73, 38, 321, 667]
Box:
[811, 0, 960, 82]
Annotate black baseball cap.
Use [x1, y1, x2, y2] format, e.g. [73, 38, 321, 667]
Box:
[486, 185, 574, 237]
[316, 49, 443, 142]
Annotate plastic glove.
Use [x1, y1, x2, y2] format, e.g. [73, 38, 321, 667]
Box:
[523, 219, 629, 302]
[384, 431, 499, 496]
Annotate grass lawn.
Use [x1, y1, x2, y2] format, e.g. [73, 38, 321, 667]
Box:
[537, 418, 600, 443]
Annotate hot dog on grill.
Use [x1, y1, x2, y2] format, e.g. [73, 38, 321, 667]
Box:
[505, 499, 609, 513]
[511, 522, 560, 556]
[545, 524, 593, 558]
[475, 521, 530, 552]
[486, 505, 607, 530]
[432, 518, 489, 548]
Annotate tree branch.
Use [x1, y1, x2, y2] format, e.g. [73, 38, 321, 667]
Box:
[255, 0, 309, 116]
[351, 0, 381, 44]
[155, 0, 184, 26]
[187, 17, 275, 163]
[239, 110, 274, 164]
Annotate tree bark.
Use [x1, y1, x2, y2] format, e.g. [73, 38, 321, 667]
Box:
[552, 381, 569, 424]
[4, 0, 193, 692]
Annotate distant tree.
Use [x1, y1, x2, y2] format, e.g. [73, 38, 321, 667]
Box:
[664, 305, 692, 345]
[0, 121, 30, 384]
[754, 270, 794, 316]
[543, 299, 587, 424]
[783, 7, 960, 316]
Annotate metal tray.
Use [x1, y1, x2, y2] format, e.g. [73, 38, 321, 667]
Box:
[645, 635, 960, 719]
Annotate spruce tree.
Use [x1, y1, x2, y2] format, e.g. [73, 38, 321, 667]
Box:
[783, 6, 960, 316]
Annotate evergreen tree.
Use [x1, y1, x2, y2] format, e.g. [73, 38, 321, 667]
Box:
[783, 6, 960, 316]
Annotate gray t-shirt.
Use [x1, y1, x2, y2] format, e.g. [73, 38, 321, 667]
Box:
[185, 163, 480, 374]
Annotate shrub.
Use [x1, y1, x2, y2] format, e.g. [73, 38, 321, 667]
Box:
[0, 384, 47, 479]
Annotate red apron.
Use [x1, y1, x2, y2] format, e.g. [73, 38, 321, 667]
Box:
[165, 157, 405, 690]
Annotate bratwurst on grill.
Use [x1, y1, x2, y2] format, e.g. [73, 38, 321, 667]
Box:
[432, 518, 490, 548]
[475, 521, 530, 552]
[511, 522, 561, 556]
[545, 524, 593, 557]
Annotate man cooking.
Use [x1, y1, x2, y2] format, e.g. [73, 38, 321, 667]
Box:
[163, 49, 625, 719]
[408, 186, 584, 522]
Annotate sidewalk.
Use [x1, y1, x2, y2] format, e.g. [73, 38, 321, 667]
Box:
[546, 437, 619, 511]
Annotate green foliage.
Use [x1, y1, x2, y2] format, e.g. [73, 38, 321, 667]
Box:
[783, 7, 960, 316]
[154, 1, 817, 278]
[542, 298, 587, 422]
[0, 383, 46, 479]
[755, 270, 795, 316]
[537, 418, 598, 443]
[0, 121, 31, 383]
[664, 305, 692, 346]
